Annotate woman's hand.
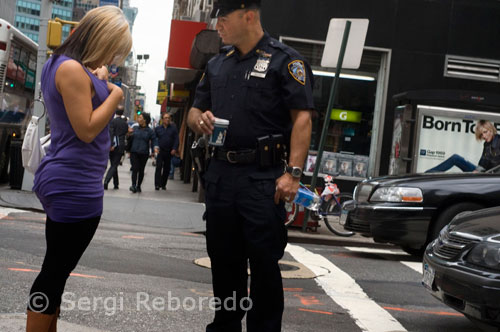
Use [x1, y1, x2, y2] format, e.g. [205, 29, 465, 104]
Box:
[92, 66, 109, 80]
[107, 82, 123, 99]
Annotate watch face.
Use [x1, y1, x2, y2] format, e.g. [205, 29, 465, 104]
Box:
[291, 167, 302, 178]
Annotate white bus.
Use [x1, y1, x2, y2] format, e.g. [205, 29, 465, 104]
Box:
[0, 18, 38, 182]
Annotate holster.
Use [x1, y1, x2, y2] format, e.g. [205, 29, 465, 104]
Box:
[256, 134, 287, 168]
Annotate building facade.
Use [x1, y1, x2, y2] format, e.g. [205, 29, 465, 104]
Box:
[0, 0, 17, 23]
[14, 0, 74, 43]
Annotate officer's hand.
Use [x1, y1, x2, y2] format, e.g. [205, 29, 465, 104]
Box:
[274, 173, 300, 204]
[171, 149, 176, 156]
[198, 111, 215, 135]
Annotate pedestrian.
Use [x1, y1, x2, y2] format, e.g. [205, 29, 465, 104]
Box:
[187, 1, 314, 331]
[154, 112, 179, 190]
[128, 112, 158, 193]
[28, 6, 132, 332]
[103, 106, 129, 189]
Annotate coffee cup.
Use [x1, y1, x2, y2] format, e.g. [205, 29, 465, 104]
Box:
[209, 118, 229, 146]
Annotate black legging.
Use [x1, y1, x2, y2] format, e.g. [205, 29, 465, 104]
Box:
[28, 215, 100, 314]
[130, 152, 149, 188]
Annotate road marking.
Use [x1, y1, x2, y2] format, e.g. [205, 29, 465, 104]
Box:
[384, 306, 463, 317]
[284, 288, 303, 292]
[298, 308, 334, 315]
[0, 207, 33, 219]
[121, 235, 145, 239]
[8, 268, 103, 279]
[294, 294, 324, 306]
[286, 244, 407, 332]
[180, 232, 202, 237]
[344, 247, 422, 274]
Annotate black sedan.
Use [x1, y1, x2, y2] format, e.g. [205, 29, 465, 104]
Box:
[423, 206, 500, 331]
[344, 167, 500, 255]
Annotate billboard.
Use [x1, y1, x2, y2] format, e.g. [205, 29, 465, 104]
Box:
[414, 106, 500, 173]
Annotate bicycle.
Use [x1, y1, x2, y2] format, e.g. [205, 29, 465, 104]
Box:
[284, 175, 355, 237]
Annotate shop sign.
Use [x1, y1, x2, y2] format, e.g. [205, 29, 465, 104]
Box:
[156, 81, 168, 105]
[330, 109, 362, 123]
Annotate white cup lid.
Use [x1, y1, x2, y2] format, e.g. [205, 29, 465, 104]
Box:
[214, 118, 230, 125]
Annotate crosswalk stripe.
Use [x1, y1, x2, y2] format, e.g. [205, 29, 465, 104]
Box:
[286, 244, 407, 332]
[344, 247, 423, 274]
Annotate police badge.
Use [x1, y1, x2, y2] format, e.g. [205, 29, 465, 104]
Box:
[251, 53, 272, 78]
[288, 60, 306, 85]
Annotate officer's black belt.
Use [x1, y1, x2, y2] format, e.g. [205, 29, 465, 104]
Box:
[214, 149, 256, 164]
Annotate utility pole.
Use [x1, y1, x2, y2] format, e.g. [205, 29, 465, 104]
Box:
[21, 0, 53, 191]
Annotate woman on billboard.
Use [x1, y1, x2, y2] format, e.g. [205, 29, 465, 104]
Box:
[426, 120, 500, 173]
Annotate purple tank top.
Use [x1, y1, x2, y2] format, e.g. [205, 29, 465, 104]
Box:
[33, 55, 111, 223]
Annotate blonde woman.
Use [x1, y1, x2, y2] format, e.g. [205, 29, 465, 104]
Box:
[426, 120, 500, 173]
[27, 6, 132, 331]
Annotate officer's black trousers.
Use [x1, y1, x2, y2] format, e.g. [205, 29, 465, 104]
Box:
[204, 160, 287, 332]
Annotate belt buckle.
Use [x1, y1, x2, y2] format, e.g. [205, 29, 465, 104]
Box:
[226, 151, 238, 164]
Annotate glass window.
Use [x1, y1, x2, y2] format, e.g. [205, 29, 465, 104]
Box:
[282, 39, 381, 178]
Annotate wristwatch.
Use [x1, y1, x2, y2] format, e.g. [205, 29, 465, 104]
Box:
[285, 166, 303, 179]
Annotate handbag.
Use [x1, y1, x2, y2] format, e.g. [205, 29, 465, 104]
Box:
[22, 115, 51, 174]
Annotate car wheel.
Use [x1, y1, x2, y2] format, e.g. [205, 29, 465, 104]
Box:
[401, 246, 424, 257]
[430, 202, 484, 242]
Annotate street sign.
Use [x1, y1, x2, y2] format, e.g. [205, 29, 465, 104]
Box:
[321, 19, 369, 69]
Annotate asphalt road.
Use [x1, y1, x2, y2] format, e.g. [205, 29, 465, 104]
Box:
[0, 207, 481, 332]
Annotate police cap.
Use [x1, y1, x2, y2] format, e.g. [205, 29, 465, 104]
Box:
[210, 0, 261, 18]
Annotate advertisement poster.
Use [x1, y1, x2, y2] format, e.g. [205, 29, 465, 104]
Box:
[415, 106, 500, 173]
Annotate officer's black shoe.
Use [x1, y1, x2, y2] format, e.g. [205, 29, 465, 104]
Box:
[155, 186, 159, 190]
[114, 185, 119, 190]
[161, 186, 166, 190]
[103, 183, 108, 190]
[129, 185, 137, 193]
[136, 186, 142, 193]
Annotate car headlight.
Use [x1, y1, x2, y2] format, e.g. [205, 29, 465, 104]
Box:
[369, 187, 423, 203]
[466, 243, 500, 271]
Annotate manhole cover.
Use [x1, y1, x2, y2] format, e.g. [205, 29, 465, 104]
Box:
[193, 257, 316, 279]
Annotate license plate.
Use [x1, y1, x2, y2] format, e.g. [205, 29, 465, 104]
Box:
[340, 210, 348, 225]
[422, 263, 435, 290]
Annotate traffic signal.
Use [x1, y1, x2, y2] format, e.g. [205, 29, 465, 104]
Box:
[47, 20, 62, 49]
[136, 105, 142, 115]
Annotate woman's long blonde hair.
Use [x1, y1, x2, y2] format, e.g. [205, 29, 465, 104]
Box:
[475, 120, 498, 141]
[54, 6, 132, 68]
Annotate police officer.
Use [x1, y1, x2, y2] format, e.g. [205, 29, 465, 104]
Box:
[187, 1, 313, 331]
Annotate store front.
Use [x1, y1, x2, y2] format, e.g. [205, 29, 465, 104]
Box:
[280, 37, 390, 188]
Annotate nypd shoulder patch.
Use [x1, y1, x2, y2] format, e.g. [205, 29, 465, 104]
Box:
[288, 60, 306, 85]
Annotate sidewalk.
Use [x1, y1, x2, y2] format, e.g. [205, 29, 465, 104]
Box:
[0, 157, 389, 247]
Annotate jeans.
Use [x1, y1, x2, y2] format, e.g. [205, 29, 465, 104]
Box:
[425, 154, 476, 173]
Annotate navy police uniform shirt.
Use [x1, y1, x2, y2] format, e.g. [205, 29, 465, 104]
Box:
[192, 31, 314, 149]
